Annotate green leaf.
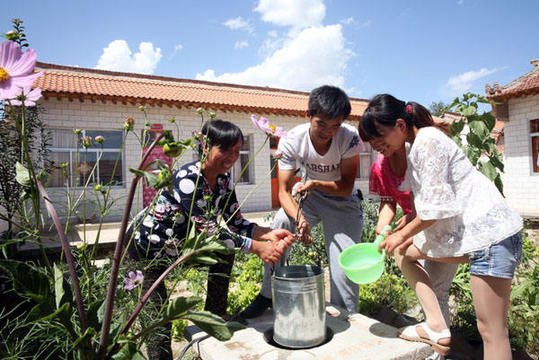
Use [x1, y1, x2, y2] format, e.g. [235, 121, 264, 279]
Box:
[482, 112, 496, 132]
[165, 296, 202, 319]
[494, 175, 504, 196]
[128, 168, 146, 177]
[29, 302, 71, 323]
[461, 105, 477, 117]
[15, 161, 31, 186]
[0, 260, 51, 303]
[26, 302, 55, 322]
[466, 132, 483, 148]
[480, 161, 497, 181]
[87, 300, 103, 330]
[451, 120, 465, 136]
[183, 311, 245, 341]
[111, 341, 146, 360]
[72, 326, 98, 349]
[54, 263, 73, 309]
[469, 120, 489, 139]
[192, 256, 219, 265]
[489, 155, 504, 172]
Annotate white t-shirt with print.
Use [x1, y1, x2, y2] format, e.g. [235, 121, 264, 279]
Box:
[278, 123, 363, 181]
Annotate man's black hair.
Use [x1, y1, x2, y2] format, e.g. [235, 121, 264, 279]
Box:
[308, 85, 351, 120]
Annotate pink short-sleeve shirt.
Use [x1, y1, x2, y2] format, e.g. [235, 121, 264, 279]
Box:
[369, 153, 413, 214]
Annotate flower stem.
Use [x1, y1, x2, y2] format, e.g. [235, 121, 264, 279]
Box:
[97, 133, 163, 359]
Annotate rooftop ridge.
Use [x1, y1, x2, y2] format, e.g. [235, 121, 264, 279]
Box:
[36, 62, 369, 103]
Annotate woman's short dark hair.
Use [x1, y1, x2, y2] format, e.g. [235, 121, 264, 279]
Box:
[198, 119, 244, 156]
[361, 94, 437, 139]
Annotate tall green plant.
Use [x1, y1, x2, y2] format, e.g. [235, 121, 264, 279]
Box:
[445, 93, 504, 194]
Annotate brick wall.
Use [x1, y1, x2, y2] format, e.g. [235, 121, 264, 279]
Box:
[502, 94, 539, 216]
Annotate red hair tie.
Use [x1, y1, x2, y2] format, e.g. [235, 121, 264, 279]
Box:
[406, 104, 413, 114]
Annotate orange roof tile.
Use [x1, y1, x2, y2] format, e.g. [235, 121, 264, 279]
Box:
[486, 60, 539, 100]
[34, 62, 369, 120]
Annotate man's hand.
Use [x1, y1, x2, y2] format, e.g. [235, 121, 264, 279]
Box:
[378, 232, 406, 256]
[294, 180, 315, 197]
[295, 218, 312, 244]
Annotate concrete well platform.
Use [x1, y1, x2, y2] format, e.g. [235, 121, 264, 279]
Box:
[185, 305, 433, 360]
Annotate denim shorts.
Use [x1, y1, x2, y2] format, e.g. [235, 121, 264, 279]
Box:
[468, 232, 522, 279]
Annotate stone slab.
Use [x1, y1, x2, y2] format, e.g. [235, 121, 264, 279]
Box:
[185, 305, 433, 360]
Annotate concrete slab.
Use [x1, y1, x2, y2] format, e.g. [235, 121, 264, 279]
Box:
[185, 305, 433, 360]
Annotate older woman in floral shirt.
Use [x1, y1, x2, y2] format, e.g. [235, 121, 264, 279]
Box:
[127, 119, 293, 360]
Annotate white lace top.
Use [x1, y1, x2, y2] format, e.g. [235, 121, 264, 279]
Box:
[405, 127, 522, 257]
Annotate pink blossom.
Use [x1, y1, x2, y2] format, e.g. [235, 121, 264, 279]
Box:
[9, 87, 42, 106]
[273, 150, 283, 160]
[251, 114, 287, 138]
[123, 270, 143, 290]
[0, 40, 43, 101]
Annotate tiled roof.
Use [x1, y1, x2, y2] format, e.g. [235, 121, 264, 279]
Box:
[34, 62, 369, 120]
[486, 60, 539, 100]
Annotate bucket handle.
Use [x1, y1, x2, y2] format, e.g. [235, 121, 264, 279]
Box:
[373, 225, 392, 258]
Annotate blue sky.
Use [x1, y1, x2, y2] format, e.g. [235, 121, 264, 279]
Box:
[3, 0, 538, 107]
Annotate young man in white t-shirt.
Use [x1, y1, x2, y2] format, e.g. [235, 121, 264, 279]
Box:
[240, 85, 365, 318]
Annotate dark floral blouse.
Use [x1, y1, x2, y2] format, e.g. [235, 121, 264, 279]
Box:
[129, 161, 256, 259]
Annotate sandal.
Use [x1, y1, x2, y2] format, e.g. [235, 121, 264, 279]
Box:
[398, 322, 451, 355]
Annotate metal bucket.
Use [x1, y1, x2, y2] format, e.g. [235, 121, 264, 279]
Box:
[271, 265, 326, 348]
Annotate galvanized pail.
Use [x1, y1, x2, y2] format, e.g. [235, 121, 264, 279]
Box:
[271, 265, 326, 348]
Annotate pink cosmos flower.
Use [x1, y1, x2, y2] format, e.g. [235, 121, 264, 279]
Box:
[0, 40, 43, 101]
[273, 150, 283, 160]
[9, 87, 42, 106]
[123, 270, 143, 290]
[94, 135, 105, 144]
[251, 114, 287, 138]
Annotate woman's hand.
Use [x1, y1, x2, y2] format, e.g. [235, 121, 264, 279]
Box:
[260, 228, 294, 244]
[378, 232, 406, 256]
[395, 212, 415, 231]
[250, 235, 294, 265]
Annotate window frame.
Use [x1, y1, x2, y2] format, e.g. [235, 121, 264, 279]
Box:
[46, 128, 125, 188]
[530, 119, 539, 174]
[230, 134, 253, 185]
[356, 142, 375, 180]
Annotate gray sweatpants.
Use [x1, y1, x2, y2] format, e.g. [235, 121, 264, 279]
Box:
[260, 189, 363, 312]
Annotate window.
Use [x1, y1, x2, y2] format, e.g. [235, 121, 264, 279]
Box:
[357, 141, 374, 180]
[531, 119, 539, 173]
[48, 129, 124, 187]
[230, 135, 252, 184]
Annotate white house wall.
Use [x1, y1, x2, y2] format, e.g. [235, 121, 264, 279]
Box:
[38, 98, 369, 224]
[502, 95, 539, 216]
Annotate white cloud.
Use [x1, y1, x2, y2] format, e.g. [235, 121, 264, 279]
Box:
[457, 0, 464, 5]
[95, 40, 162, 74]
[268, 30, 278, 38]
[445, 67, 499, 96]
[223, 16, 254, 34]
[170, 43, 183, 59]
[196, 24, 352, 91]
[341, 17, 355, 25]
[254, 0, 325, 34]
[235, 40, 249, 49]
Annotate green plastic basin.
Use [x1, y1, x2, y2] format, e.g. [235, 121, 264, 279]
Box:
[338, 225, 391, 284]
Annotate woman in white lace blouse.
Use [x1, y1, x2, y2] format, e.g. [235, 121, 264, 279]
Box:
[361, 94, 522, 360]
